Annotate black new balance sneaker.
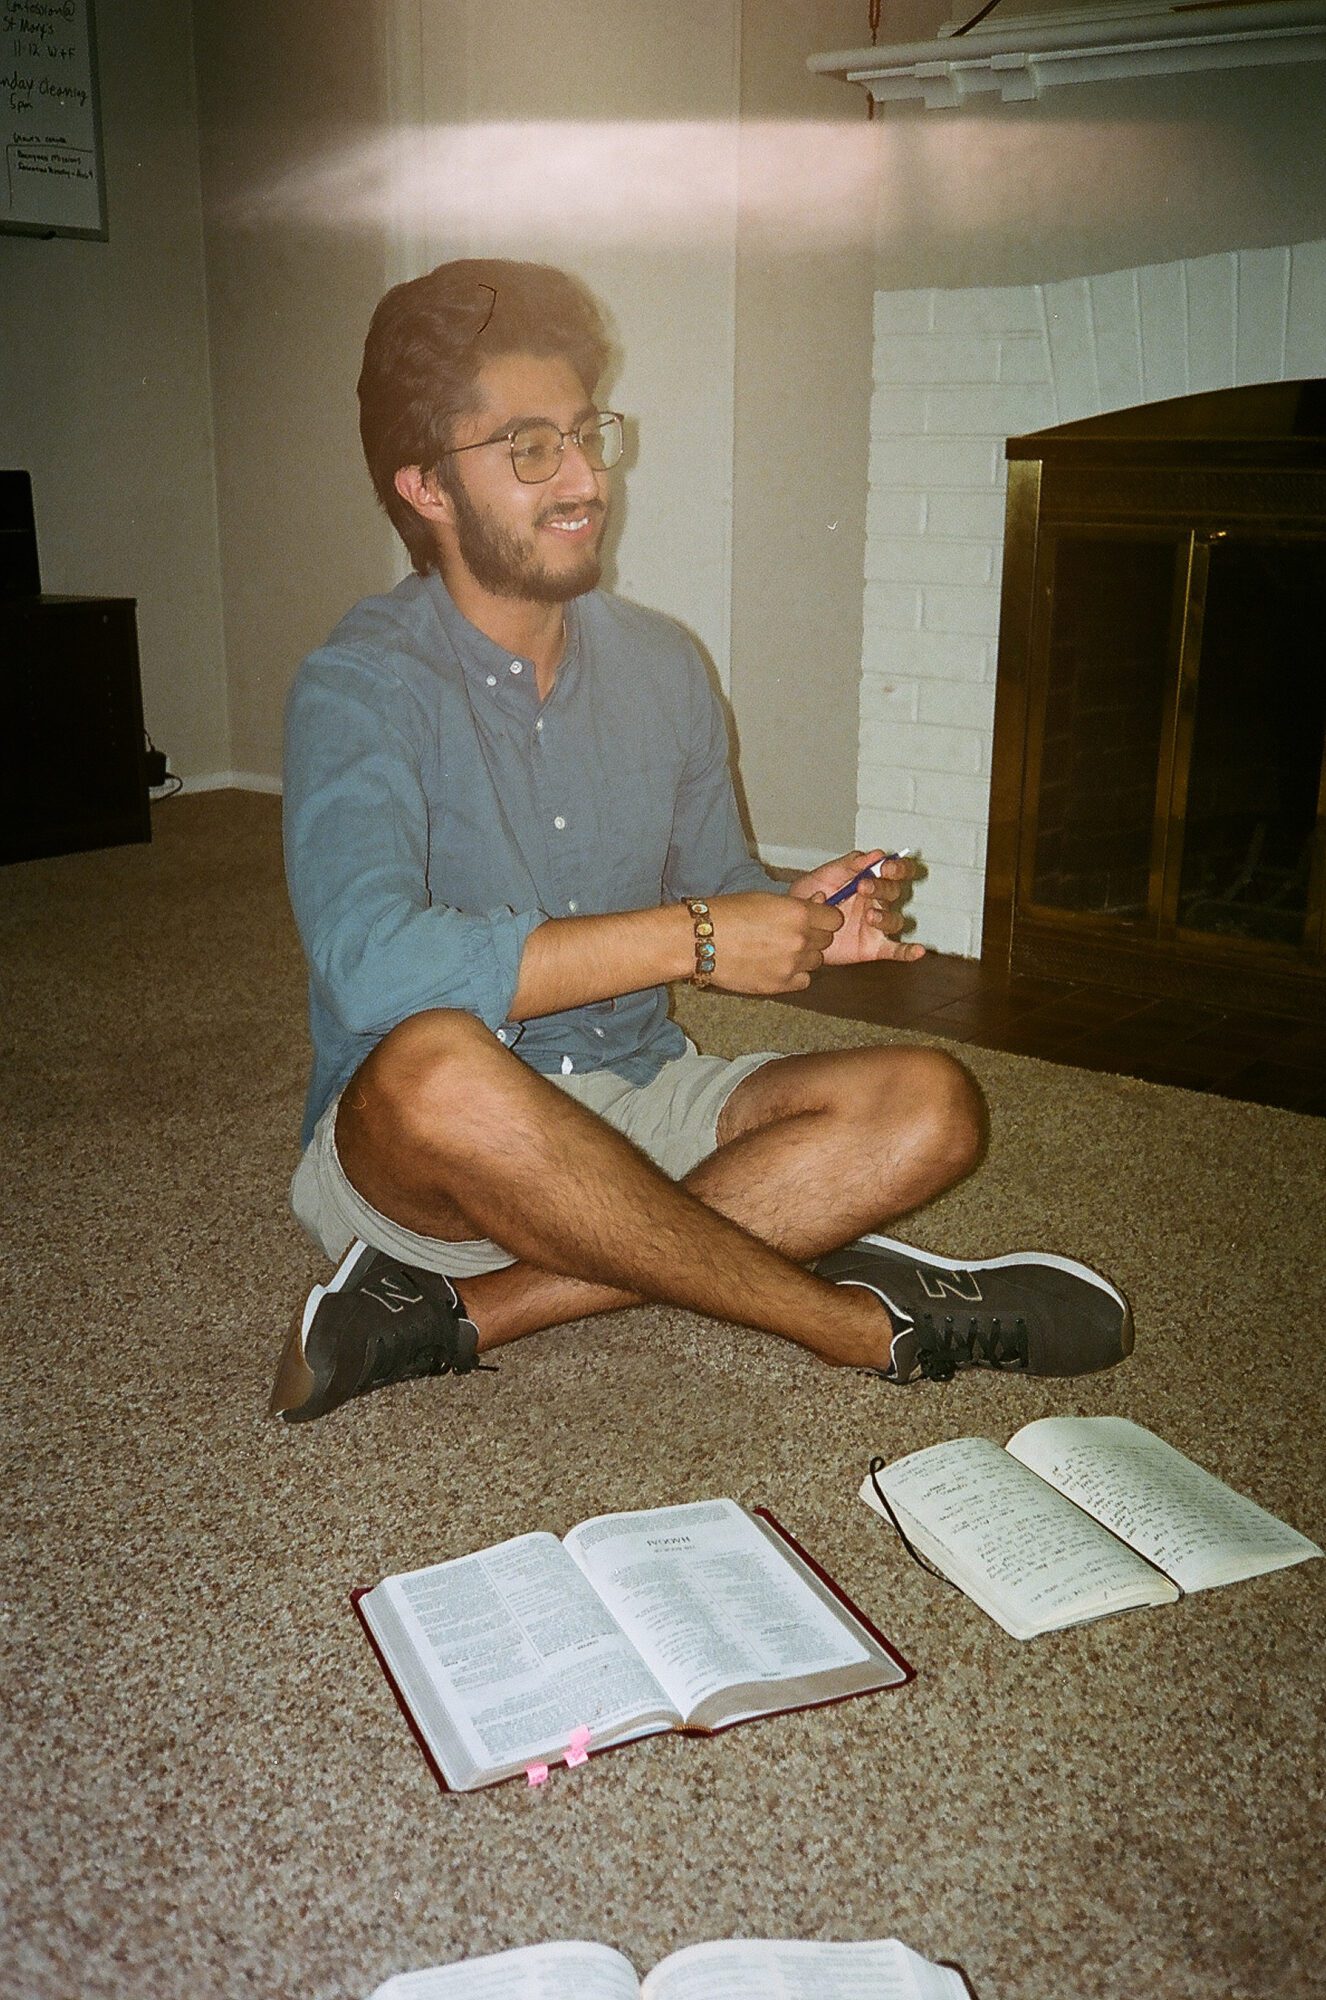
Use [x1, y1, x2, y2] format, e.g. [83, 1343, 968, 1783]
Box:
[269, 1239, 490, 1423]
[814, 1233, 1133, 1383]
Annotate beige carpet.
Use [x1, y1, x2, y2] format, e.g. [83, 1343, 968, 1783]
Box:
[2, 790, 1323, 2000]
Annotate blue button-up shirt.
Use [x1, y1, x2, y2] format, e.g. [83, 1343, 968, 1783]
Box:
[284, 572, 779, 1145]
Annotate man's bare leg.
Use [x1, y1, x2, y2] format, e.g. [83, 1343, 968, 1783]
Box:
[335, 1012, 983, 1371]
[456, 1043, 982, 1351]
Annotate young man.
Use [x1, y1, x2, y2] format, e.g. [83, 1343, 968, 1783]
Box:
[271, 258, 1132, 1423]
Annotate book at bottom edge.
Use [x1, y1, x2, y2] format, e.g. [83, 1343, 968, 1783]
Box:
[364, 1933, 974, 2000]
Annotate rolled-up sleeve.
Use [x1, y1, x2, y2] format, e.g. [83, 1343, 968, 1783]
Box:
[284, 649, 544, 1129]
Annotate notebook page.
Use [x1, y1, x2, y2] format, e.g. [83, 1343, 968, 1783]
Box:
[867, 1436, 1174, 1633]
[1006, 1417, 1323, 1591]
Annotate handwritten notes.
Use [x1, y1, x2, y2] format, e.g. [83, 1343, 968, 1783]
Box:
[863, 1418, 1320, 1639]
[2, 0, 105, 237]
[1006, 1416, 1323, 1592]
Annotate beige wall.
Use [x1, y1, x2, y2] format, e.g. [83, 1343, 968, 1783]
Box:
[869, 62, 1326, 292]
[0, 0, 229, 780]
[192, 0, 391, 781]
[732, 0, 882, 859]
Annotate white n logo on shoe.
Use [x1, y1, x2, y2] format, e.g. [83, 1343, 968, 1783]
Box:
[361, 1274, 425, 1313]
[915, 1266, 983, 1303]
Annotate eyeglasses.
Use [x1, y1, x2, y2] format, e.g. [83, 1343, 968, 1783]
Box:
[438, 412, 625, 485]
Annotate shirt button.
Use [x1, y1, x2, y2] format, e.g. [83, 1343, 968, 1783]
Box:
[567, 898, 578, 912]
[485, 674, 497, 687]
[560, 1055, 574, 1074]
[535, 717, 543, 733]
[496, 1028, 508, 1043]
[594, 1026, 606, 1038]
[553, 814, 566, 830]
[509, 660, 523, 674]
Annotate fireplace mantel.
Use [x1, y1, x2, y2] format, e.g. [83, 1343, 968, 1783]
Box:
[809, 0, 1326, 109]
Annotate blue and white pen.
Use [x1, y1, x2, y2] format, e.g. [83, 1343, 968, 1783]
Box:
[825, 849, 913, 907]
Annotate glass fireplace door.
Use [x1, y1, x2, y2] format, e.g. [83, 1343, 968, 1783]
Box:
[1019, 527, 1326, 962]
[1021, 530, 1187, 932]
[1175, 536, 1326, 953]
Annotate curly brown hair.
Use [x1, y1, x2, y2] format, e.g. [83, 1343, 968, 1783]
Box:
[357, 258, 612, 575]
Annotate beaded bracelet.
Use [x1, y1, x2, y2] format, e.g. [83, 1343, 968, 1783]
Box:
[681, 898, 716, 988]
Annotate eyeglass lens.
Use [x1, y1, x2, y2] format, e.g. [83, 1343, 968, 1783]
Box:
[510, 415, 622, 483]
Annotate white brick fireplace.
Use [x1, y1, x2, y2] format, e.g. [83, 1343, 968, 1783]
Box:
[858, 236, 1326, 957]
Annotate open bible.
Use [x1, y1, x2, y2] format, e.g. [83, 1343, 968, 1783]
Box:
[367, 1937, 969, 2000]
[355, 1498, 911, 1792]
[862, 1416, 1321, 1640]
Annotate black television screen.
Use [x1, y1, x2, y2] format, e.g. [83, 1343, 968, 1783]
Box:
[0, 472, 41, 599]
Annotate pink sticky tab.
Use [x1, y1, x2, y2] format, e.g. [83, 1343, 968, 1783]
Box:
[565, 1725, 591, 1767]
[526, 1762, 549, 1787]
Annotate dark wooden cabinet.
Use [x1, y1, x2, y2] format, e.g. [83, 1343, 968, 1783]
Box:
[1, 595, 150, 865]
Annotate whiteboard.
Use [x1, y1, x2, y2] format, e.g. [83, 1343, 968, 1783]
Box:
[1, 0, 106, 238]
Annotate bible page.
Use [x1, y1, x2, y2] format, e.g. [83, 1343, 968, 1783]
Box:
[641, 1936, 968, 2000]
[562, 1499, 886, 1723]
[1006, 1416, 1324, 1592]
[366, 1940, 642, 2000]
[364, 1533, 677, 1788]
[865, 1436, 1178, 1639]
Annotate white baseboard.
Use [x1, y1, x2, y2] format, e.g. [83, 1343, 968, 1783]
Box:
[174, 770, 283, 796]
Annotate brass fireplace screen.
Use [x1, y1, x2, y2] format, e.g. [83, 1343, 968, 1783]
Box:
[984, 382, 1326, 1021]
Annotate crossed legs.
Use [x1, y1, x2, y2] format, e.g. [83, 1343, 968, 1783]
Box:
[332, 1009, 985, 1373]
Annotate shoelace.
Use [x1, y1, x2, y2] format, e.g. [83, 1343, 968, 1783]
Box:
[354, 1328, 497, 1391]
[911, 1311, 1029, 1381]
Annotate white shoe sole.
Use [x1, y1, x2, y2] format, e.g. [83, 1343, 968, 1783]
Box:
[269, 1238, 373, 1418]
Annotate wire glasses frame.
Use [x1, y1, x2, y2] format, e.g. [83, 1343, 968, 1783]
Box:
[437, 412, 625, 485]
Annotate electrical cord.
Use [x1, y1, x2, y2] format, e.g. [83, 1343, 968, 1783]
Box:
[144, 728, 183, 798]
[950, 0, 1005, 35]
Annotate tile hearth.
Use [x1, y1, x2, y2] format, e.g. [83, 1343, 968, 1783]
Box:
[781, 954, 1326, 1117]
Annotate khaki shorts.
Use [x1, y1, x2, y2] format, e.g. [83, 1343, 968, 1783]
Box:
[290, 1039, 780, 1279]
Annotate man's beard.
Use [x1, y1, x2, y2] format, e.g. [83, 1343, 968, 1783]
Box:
[445, 477, 604, 604]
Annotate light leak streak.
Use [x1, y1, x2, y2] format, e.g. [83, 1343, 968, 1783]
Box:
[211, 112, 1236, 250]
[216, 119, 882, 243]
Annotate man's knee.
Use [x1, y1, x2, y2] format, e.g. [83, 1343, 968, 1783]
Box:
[892, 1044, 985, 1177]
[343, 1008, 508, 1151]
[849, 1043, 984, 1181]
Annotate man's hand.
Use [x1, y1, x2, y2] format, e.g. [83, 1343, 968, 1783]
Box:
[511, 865, 917, 1022]
[788, 849, 925, 966]
[705, 891, 845, 994]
